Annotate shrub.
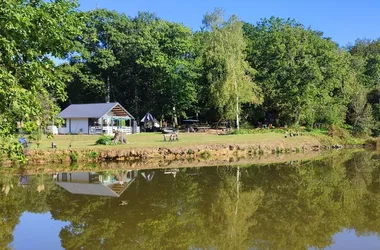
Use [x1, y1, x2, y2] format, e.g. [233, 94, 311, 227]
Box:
[69, 152, 78, 163]
[46, 132, 54, 139]
[200, 150, 211, 159]
[96, 135, 113, 145]
[23, 121, 37, 134]
[88, 151, 98, 159]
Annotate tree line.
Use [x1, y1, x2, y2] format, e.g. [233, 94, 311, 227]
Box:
[0, 0, 379, 145]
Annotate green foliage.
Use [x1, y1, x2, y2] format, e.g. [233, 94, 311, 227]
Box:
[200, 9, 262, 125]
[69, 152, 78, 163]
[63, 10, 199, 120]
[0, 0, 83, 161]
[243, 17, 354, 127]
[1, 3, 380, 163]
[95, 135, 113, 145]
[88, 151, 98, 159]
[46, 132, 54, 140]
[349, 39, 380, 136]
[199, 150, 212, 159]
[23, 122, 38, 134]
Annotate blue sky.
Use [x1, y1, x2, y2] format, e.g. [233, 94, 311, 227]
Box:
[77, 0, 380, 47]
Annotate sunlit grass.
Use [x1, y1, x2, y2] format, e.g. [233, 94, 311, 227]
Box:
[33, 132, 311, 150]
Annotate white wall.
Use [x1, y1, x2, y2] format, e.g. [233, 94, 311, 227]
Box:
[69, 118, 89, 134]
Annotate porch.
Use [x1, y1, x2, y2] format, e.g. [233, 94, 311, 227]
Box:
[89, 126, 140, 135]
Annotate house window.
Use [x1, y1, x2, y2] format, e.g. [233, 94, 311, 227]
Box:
[89, 118, 100, 126]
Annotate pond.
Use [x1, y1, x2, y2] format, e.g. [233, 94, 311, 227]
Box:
[2, 150, 380, 249]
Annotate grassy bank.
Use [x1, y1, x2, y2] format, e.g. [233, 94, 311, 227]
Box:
[2, 132, 322, 165]
[1, 129, 375, 166]
[34, 132, 317, 150]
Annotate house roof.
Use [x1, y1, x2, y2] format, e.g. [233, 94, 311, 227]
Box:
[58, 102, 134, 119]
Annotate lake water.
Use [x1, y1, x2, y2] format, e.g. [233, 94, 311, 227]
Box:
[2, 151, 380, 250]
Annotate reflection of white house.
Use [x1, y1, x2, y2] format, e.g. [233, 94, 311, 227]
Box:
[55, 171, 138, 197]
[58, 102, 139, 135]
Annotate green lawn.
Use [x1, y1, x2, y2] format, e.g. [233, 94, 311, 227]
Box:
[31, 131, 318, 150]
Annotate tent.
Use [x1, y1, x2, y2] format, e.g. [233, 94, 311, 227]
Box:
[140, 112, 155, 123]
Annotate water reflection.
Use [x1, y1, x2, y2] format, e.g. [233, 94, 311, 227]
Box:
[1, 151, 380, 249]
[55, 171, 138, 197]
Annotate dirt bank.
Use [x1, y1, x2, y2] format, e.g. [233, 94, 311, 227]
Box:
[13, 150, 328, 175]
[11, 135, 322, 166]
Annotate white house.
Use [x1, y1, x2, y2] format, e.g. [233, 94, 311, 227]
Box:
[58, 102, 139, 135]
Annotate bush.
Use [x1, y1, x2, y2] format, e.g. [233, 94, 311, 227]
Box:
[200, 150, 211, 159]
[88, 151, 98, 159]
[69, 152, 78, 163]
[46, 132, 54, 139]
[23, 121, 37, 134]
[96, 135, 113, 145]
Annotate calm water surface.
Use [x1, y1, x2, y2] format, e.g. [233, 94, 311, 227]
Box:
[2, 151, 380, 250]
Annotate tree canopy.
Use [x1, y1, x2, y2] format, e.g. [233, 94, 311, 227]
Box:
[1, 2, 380, 160]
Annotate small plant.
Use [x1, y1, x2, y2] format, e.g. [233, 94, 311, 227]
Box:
[276, 147, 281, 154]
[70, 152, 78, 163]
[96, 135, 113, 145]
[88, 162, 97, 169]
[88, 151, 98, 159]
[295, 148, 300, 153]
[23, 121, 37, 134]
[70, 163, 78, 170]
[187, 149, 194, 154]
[200, 150, 211, 159]
[46, 132, 54, 139]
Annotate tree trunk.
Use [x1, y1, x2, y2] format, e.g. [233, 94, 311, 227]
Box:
[106, 74, 110, 103]
[235, 80, 239, 130]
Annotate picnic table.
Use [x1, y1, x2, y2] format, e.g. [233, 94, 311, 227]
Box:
[196, 125, 210, 132]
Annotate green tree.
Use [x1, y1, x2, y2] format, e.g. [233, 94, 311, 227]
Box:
[0, 0, 82, 161]
[243, 17, 354, 127]
[201, 9, 262, 128]
[63, 10, 199, 123]
[348, 38, 380, 135]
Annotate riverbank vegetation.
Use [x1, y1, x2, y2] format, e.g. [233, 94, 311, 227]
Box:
[1, 0, 379, 162]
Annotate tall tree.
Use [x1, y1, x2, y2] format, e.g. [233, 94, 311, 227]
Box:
[243, 17, 354, 127]
[0, 0, 82, 161]
[348, 38, 380, 135]
[64, 10, 199, 123]
[201, 9, 262, 129]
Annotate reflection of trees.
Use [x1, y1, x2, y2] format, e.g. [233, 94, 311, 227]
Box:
[2, 152, 380, 249]
[0, 173, 59, 249]
[204, 167, 264, 250]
